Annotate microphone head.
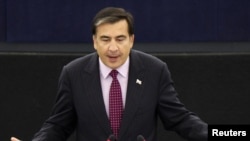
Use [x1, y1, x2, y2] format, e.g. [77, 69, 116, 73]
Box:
[107, 134, 116, 141]
[137, 135, 145, 141]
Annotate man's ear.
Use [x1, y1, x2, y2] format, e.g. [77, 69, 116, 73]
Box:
[130, 34, 135, 48]
[92, 35, 97, 50]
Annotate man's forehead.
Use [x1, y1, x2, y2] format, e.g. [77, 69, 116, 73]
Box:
[95, 20, 129, 33]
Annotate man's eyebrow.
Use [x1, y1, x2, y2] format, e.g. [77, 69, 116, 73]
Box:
[116, 35, 126, 38]
[99, 35, 126, 39]
[100, 35, 110, 38]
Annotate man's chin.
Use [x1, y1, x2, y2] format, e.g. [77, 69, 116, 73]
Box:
[107, 62, 121, 69]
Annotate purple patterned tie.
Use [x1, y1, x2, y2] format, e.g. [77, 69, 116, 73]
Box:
[109, 70, 123, 138]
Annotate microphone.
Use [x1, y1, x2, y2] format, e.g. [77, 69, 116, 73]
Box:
[106, 134, 116, 141]
[137, 135, 146, 141]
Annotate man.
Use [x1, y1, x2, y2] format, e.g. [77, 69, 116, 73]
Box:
[11, 7, 207, 141]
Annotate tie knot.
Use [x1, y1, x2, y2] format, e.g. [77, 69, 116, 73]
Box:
[110, 70, 118, 79]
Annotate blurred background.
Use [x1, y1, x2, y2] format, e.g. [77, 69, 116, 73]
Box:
[1, 0, 250, 141]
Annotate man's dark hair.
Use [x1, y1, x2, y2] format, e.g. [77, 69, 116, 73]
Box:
[92, 7, 134, 35]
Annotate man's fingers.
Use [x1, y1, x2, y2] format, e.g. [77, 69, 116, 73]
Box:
[10, 137, 21, 141]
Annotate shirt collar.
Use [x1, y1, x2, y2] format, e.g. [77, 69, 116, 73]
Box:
[99, 57, 130, 79]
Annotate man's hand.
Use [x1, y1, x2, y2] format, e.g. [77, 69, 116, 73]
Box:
[10, 137, 21, 141]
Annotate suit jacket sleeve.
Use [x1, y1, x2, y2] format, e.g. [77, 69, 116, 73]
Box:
[32, 66, 76, 141]
[157, 63, 208, 141]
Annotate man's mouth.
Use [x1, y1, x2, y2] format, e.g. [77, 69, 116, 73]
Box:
[108, 55, 119, 62]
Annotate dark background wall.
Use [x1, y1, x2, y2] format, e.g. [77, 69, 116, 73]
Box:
[1, 0, 250, 141]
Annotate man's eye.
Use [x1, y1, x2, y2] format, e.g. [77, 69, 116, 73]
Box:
[117, 38, 125, 41]
[101, 38, 110, 42]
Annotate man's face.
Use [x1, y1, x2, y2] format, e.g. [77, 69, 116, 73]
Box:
[93, 20, 134, 69]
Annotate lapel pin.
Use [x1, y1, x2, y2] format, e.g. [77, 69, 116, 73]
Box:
[136, 79, 142, 85]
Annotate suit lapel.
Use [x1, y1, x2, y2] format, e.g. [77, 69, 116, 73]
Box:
[119, 50, 145, 139]
[83, 53, 112, 135]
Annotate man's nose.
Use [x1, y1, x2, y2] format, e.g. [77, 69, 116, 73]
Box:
[108, 40, 118, 51]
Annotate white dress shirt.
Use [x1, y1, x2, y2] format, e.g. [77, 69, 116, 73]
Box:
[99, 57, 129, 117]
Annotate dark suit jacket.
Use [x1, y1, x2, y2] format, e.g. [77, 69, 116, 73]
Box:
[32, 49, 207, 141]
